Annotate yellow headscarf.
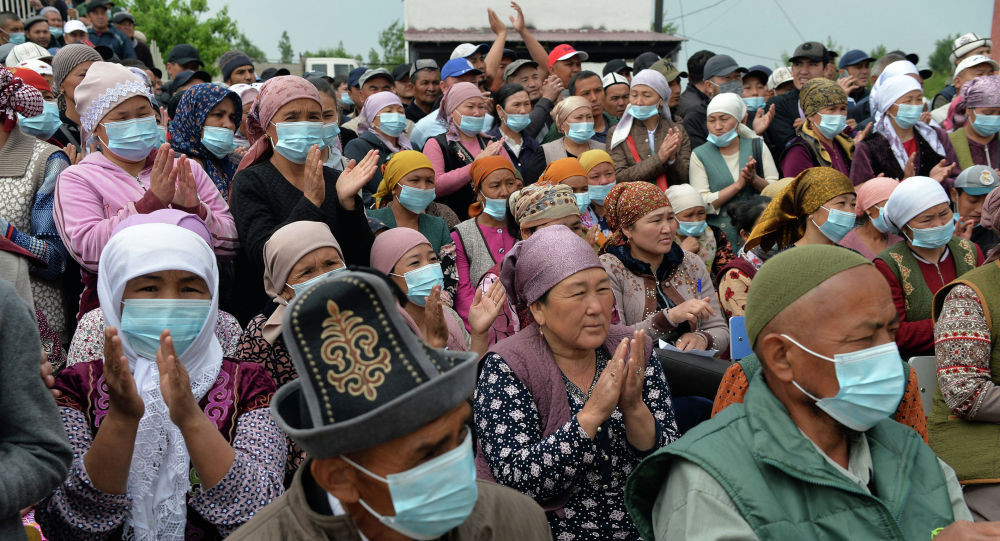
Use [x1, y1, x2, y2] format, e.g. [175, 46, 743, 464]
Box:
[579, 149, 614, 174]
[373, 150, 436, 208]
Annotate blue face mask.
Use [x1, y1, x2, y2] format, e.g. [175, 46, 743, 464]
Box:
[707, 128, 737, 148]
[743, 96, 766, 112]
[49, 27, 63, 40]
[817, 114, 847, 139]
[340, 432, 478, 540]
[629, 104, 659, 120]
[505, 112, 531, 132]
[397, 184, 436, 214]
[677, 220, 708, 237]
[783, 335, 905, 432]
[481, 196, 508, 220]
[120, 299, 211, 360]
[588, 182, 616, 205]
[101, 116, 160, 161]
[8, 32, 25, 45]
[271, 121, 325, 164]
[286, 266, 346, 296]
[891, 103, 923, 129]
[566, 121, 595, 143]
[341, 92, 354, 106]
[575, 192, 591, 214]
[18, 101, 61, 139]
[378, 112, 407, 137]
[394, 263, 445, 306]
[905, 221, 955, 249]
[201, 126, 237, 158]
[458, 114, 485, 135]
[973, 112, 1000, 136]
[322, 122, 341, 148]
[156, 125, 168, 147]
[813, 205, 856, 243]
[870, 206, 890, 233]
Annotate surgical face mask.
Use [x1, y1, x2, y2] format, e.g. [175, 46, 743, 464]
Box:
[566, 121, 595, 143]
[120, 298, 211, 360]
[101, 116, 160, 162]
[458, 114, 485, 135]
[743, 96, 766, 112]
[629, 104, 659, 120]
[972, 112, 1000, 137]
[870, 206, 890, 234]
[782, 335, 905, 432]
[481, 195, 508, 220]
[49, 27, 63, 40]
[677, 219, 708, 237]
[812, 206, 856, 243]
[201, 126, 237, 158]
[156, 125, 167, 147]
[8, 32, 25, 45]
[397, 184, 436, 214]
[504, 112, 530, 132]
[588, 181, 616, 205]
[341, 92, 354, 106]
[17, 101, 61, 139]
[817, 114, 847, 139]
[286, 266, 346, 296]
[322, 122, 341, 148]
[714, 79, 744, 96]
[904, 221, 955, 249]
[890, 103, 923, 129]
[339, 432, 478, 540]
[271, 121, 325, 164]
[707, 128, 737, 148]
[393, 262, 444, 306]
[575, 192, 591, 214]
[378, 112, 407, 137]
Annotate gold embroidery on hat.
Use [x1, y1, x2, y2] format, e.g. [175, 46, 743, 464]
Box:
[320, 299, 392, 400]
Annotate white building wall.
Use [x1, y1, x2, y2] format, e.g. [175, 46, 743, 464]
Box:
[404, 0, 652, 32]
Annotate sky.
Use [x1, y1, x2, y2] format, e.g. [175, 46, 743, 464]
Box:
[206, 0, 992, 70]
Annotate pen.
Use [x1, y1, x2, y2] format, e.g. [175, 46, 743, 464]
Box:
[696, 279, 702, 331]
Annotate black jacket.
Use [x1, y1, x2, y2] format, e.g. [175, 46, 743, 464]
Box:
[763, 87, 800, 162]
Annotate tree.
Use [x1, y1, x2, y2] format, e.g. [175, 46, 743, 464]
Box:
[869, 44, 888, 60]
[302, 41, 363, 61]
[652, 9, 680, 35]
[278, 30, 293, 64]
[365, 20, 405, 68]
[929, 33, 960, 76]
[234, 33, 266, 62]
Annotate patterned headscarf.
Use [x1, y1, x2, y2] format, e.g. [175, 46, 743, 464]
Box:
[469, 155, 517, 217]
[169, 83, 242, 198]
[236, 75, 322, 172]
[744, 166, 855, 251]
[799, 77, 847, 118]
[509, 183, 579, 228]
[602, 181, 670, 249]
[373, 150, 435, 208]
[0, 64, 44, 131]
[961, 74, 1000, 108]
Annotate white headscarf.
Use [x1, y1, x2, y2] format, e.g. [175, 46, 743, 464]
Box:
[881, 176, 949, 234]
[872, 74, 946, 171]
[664, 183, 706, 213]
[97, 223, 222, 541]
[706, 92, 747, 123]
[609, 69, 672, 149]
[869, 60, 919, 121]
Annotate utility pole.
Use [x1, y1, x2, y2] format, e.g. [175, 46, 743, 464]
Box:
[654, 0, 663, 33]
[993, 0, 1000, 65]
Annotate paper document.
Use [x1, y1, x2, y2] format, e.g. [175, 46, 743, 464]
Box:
[658, 339, 719, 358]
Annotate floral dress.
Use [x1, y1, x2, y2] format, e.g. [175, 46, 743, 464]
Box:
[475, 349, 678, 540]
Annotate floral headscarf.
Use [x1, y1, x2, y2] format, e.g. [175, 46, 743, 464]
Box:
[169, 83, 242, 198]
[602, 181, 670, 249]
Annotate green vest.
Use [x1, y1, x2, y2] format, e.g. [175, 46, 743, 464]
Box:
[875, 237, 978, 322]
[625, 371, 955, 540]
[949, 129, 975, 171]
[693, 138, 756, 242]
[927, 260, 1000, 482]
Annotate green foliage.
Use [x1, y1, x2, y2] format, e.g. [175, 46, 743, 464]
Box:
[233, 33, 266, 62]
[870, 44, 888, 60]
[302, 41, 363, 61]
[823, 36, 842, 61]
[651, 10, 679, 36]
[278, 30, 293, 64]
[922, 71, 949, 99]
[366, 20, 406, 68]
[930, 34, 960, 76]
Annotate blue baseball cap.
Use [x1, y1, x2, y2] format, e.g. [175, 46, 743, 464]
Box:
[348, 66, 368, 88]
[441, 58, 482, 80]
[745, 65, 772, 81]
[839, 49, 875, 69]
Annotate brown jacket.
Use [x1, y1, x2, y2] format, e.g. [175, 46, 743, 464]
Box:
[607, 116, 691, 184]
[228, 458, 553, 541]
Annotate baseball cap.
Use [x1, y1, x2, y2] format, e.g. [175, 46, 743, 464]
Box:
[547, 44, 588, 68]
[409, 59, 438, 78]
[391, 63, 411, 81]
[602, 59, 632, 76]
[169, 69, 210, 93]
[85, 0, 113, 11]
[5, 42, 52, 67]
[650, 58, 687, 82]
[917, 65, 933, 80]
[744, 64, 772, 82]
[502, 48, 518, 60]
[633, 52, 660, 73]
[23, 16, 48, 32]
[111, 11, 134, 24]
[955, 165, 1000, 196]
[166, 44, 203, 67]
[767, 66, 793, 90]
[347, 66, 368, 88]
[601, 72, 629, 89]
[789, 41, 828, 63]
[64, 20, 88, 35]
[955, 54, 999, 78]
[359, 67, 393, 87]
[702, 54, 746, 80]
[839, 49, 875, 69]
[450, 43, 489, 60]
[503, 58, 538, 81]
[259, 67, 289, 81]
[441, 58, 482, 80]
[15, 57, 52, 77]
[951, 33, 992, 64]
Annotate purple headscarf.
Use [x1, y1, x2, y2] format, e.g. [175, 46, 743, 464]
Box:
[609, 69, 672, 149]
[358, 90, 411, 152]
[962, 74, 1000, 109]
[438, 81, 485, 142]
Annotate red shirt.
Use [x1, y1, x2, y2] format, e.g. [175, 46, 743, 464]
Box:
[902, 138, 918, 161]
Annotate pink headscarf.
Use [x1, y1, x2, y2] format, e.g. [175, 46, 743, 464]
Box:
[359, 90, 411, 151]
[112, 209, 212, 247]
[236, 75, 322, 173]
[854, 177, 900, 216]
[371, 227, 432, 275]
[438, 81, 485, 142]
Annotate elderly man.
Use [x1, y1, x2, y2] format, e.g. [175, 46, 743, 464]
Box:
[228, 272, 551, 541]
[404, 59, 440, 122]
[626, 244, 993, 540]
[933, 33, 993, 110]
[763, 41, 829, 159]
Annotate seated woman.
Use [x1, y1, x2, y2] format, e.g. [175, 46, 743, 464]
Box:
[538, 157, 590, 211]
[53, 62, 237, 317]
[487, 83, 543, 183]
[36, 219, 285, 539]
[422, 81, 509, 221]
[474, 224, 678, 540]
[607, 69, 691, 189]
[528, 96, 603, 176]
[451, 155, 521, 325]
[598, 181, 728, 352]
[715, 195, 771, 319]
[948, 75, 1000, 171]
[343, 91, 410, 205]
[169, 83, 242, 200]
[579, 149, 616, 245]
[665, 183, 734, 282]
[688, 93, 777, 242]
[851, 74, 959, 187]
[839, 177, 903, 259]
[228, 75, 378, 323]
[780, 77, 855, 178]
[875, 175, 984, 358]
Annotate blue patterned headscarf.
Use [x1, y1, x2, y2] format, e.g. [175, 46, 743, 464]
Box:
[169, 83, 242, 199]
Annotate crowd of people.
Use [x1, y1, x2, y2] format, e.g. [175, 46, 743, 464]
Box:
[5, 0, 1000, 539]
